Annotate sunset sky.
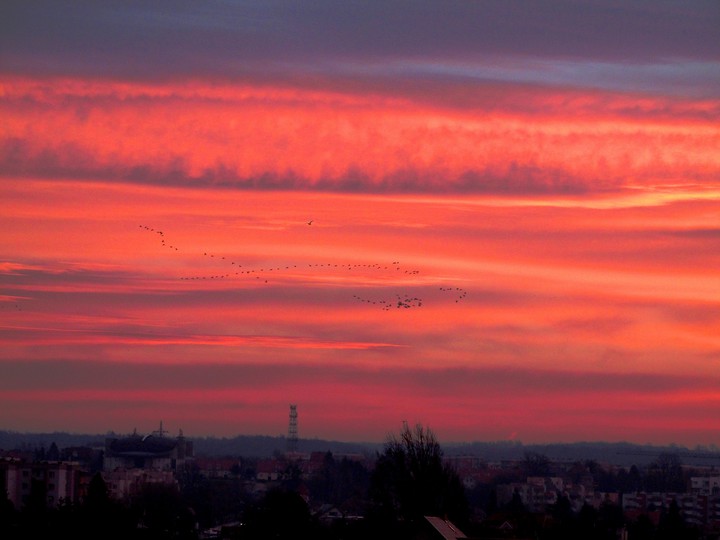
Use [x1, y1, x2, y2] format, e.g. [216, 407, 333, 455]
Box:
[1, 1, 719, 447]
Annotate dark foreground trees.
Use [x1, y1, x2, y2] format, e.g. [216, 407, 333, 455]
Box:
[241, 488, 319, 540]
[368, 422, 469, 531]
[2, 473, 139, 540]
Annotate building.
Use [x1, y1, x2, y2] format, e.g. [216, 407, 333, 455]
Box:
[100, 425, 194, 500]
[193, 456, 241, 479]
[255, 458, 284, 482]
[103, 425, 193, 472]
[103, 468, 177, 500]
[691, 475, 720, 496]
[0, 456, 86, 509]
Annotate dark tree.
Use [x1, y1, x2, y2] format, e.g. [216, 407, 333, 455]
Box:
[523, 451, 551, 477]
[506, 489, 526, 515]
[576, 503, 599, 539]
[18, 476, 50, 538]
[309, 452, 336, 504]
[596, 500, 626, 540]
[282, 460, 303, 491]
[180, 465, 246, 529]
[242, 488, 317, 540]
[656, 499, 689, 540]
[46, 442, 60, 461]
[545, 493, 576, 540]
[85, 472, 110, 512]
[368, 423, 469, 527]
[0, 488, 18, 539]
[627, 513, 655, 540]
[308, 452, 370, 515]
[131, 483, 197, 539]
[646, 453, 685, 493]
[616, 465, 643, 493]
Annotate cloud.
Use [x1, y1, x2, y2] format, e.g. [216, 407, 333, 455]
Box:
[2, 1, 718, 83]
[2, 77, 718, 195]
[1, 359, 715, 400]
[2, 174, 718, 442]
[0, 326, 399, 351]
[3, 360, 720, 443]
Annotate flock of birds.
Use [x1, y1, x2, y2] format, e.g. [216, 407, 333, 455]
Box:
[353, 293, 423, 310]
[439, 286, 468, 303]
[138, 224, 467, 310]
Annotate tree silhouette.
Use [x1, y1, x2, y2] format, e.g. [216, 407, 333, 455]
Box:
[131, 482, 197, 538]
[79, 473, 136, 540]
[523, 451, 551, 476]
[0, 488, 18, 539]
[85, 472, 110, 512]
[596, 500, 625, 539]
[547, 493, 575, 540]
[46, 442, 60, 461]
[368, 423, 468, 527]
[179, 464, 247, 529]
[646, 452, 685, 493]
[242, 488, 316, 540]
[656, 499, 687, 540]
[308, 451, 370, 515]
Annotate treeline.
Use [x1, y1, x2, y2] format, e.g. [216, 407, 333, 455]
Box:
[445, 440, 720, 467]
[0, 430, 379, 458]
[4, 429, 720, 465]
[192, 435, 380, 457]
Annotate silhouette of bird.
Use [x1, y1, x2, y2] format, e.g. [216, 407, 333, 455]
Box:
[138, 224, 465, 309]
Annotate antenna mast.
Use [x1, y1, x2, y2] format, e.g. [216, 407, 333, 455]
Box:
[287, 404, 298, 452]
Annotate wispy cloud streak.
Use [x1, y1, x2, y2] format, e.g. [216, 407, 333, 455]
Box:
[1, 1, 719, 444]
[2, 77, 718, 193]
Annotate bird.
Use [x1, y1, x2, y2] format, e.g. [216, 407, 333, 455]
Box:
[138, 224, 460, 309]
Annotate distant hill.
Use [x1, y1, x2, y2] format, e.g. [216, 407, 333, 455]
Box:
[192, 435, 381, 457]
[3, 430, 720, 466]
[0, 430, 380, 458]
[0, 430, 107, 451]
[443, 440, 720, 467]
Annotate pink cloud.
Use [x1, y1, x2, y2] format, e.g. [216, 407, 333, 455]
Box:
[2, 77, 718, 194]
[3, 361, 720, 444]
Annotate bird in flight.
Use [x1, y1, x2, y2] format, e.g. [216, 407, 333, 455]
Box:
[138, 224, 468, 309]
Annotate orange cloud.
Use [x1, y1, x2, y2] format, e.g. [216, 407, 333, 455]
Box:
[1, 172, 719, 443]
[2, 76, 718, 193]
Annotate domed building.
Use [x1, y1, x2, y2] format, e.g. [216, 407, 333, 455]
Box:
[103, 422, 193, 472]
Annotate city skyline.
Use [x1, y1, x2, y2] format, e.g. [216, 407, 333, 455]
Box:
[1, 1, 719, 446]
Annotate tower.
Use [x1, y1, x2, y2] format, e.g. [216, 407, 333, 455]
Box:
[287, 404, 298, 452]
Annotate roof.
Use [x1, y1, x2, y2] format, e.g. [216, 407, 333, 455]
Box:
[107, 435, 177, 457]
[424, 516, 467, 540]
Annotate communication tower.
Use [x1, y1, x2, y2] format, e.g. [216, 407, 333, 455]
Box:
[287, 404, 298, 452]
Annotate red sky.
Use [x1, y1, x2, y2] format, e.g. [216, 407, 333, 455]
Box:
[1, 1, 719, 446]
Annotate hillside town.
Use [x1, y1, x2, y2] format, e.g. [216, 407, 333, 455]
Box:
[3, 423, 720, 539]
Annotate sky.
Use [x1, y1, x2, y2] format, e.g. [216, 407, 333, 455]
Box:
[1, 1, 719, 447]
